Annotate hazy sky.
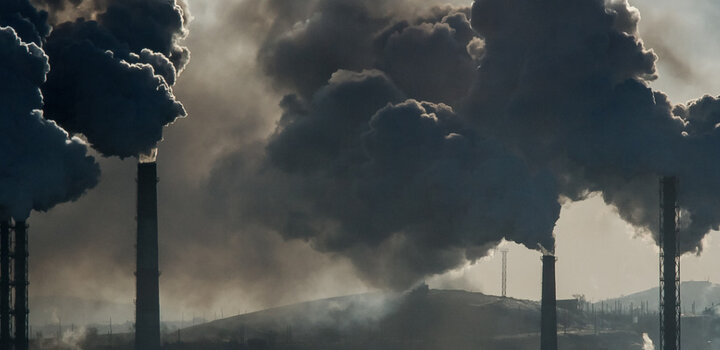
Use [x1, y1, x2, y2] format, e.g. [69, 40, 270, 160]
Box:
[21, 0, 720, 326]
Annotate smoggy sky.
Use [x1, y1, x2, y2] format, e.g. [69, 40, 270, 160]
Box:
[18, 0, 720, 326]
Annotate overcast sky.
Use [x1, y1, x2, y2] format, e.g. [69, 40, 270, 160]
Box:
[22, 0, 720, 326]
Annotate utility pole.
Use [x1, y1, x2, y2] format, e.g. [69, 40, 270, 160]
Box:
[501, 249, 508, 297]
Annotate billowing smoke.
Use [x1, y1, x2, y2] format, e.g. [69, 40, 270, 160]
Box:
[466, 0, 720, 253]
[208, 0, 720, 290]
[0, 25, 99, 220]
[257, 1, 478, 105]
[33, 0, 190, 158]
[209, 1, 561, 289]
[0, 0, 50, 45]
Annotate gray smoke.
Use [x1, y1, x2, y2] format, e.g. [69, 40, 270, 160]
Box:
[209, 0, 561, 290]
[257, 1, 478, 105]
[36, 0, 190, 158]
[12, 0, 720, 315]
[466, 0, 720, 253]
[0, 25, 99, 220]
[208, 0, 720, 290]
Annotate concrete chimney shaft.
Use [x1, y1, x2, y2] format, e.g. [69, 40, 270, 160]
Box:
[541, 254, 557, 350]
[136, 162, 160, 350]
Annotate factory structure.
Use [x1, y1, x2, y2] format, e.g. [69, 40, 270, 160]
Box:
[532, 176, 682, 350]
[0, 156, 164, 350]
[0, 168, 685, 350]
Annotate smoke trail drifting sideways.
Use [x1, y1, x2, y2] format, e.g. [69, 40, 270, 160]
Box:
[36, 0, 190, 158]
[210, 69, 560, 289]
[466, 0, 720, 253]
[0, 26, 99, 220]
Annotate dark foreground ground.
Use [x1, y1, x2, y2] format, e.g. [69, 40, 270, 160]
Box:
[28, 288, 720, 350]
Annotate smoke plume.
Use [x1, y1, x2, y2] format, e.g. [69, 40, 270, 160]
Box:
[209, 1, 561, 289]
[466, 0, 720, 253]
[0, 25, 99, 220]
[207, 0, 720, 290]
[15, 0, 720, 315]
[36, 0, 190, 158]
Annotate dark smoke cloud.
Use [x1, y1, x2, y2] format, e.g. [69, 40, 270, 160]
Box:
[32, 0, 191, 71]
[202, 0, 560, 290]
[25, 0, 368, 319]
[207, 0, 720, 292]
[375, 11, 478, 104]
[0, 26, 99, 220]
[41, 20, 186, 158]
[20, 0, 720, 320]
[258, 0, 478, 106]
[35, 0, 190, 158]
[210, 66, 560, 289]
[466, 0, 720, 253]
[97, 0, 190, 72]
[0, 0, 50, 44]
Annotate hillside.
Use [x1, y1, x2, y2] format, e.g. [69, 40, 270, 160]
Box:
[162, 288, 648, 350]
[38, 285, 720, 349]
[598, 281, 720, 314]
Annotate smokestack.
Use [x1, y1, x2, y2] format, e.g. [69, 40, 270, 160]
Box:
[0, 219, 9, 349]
[659, 176, 680, 350]
[135, 160, 160, 350]
[14, 221, 28, 350]
[541, 254, 557, 350]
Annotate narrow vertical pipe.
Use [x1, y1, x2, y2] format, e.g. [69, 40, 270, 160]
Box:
[0, 220, 10, 348]
[136, 161, 160, 350]
[541, 254, 557, 350]
[14, 221, 28, 350]
[660, 176, 679, 350]
[501, 250, 508, 297]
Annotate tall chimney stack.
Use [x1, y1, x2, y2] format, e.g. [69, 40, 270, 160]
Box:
[14, 221, 28, 350]
[0, 219, 10, 349]
[135, 161, 160, 350]
[659, 176, 680, 350]
[541, 254, 557, 350]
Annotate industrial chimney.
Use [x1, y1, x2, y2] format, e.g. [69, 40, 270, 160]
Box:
[0, 219, 9, 349]
[541, 253, 557, 350]
[135, 149, 160, 350]
[14, 221, 28, 350]
[659, 176, 680, 350]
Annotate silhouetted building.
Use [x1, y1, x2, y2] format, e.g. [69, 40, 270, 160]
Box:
[557, 299, 580, 313]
